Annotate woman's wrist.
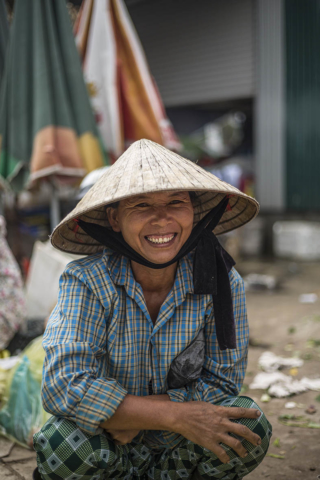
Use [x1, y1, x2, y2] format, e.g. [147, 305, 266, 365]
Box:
[101, 394, 180, 432]
[166, 401, 187, 433]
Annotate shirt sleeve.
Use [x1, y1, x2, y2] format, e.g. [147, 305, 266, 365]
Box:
[167, 267, 249, 404]
[41, 262, 128, 435]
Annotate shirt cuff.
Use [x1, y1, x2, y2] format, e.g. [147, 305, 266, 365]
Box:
[167, 387, 190, 403]
[76, 377, 128, 435]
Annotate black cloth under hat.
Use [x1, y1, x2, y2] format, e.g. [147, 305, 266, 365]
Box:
[78, 197, 236, 350]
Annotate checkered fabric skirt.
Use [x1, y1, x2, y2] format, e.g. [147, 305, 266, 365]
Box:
[33, 396, 272, 480]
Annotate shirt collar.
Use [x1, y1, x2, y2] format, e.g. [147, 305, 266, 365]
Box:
[106, 248, 194, 303]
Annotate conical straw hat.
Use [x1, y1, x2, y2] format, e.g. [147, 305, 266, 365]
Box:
[51, 139, 259, 255]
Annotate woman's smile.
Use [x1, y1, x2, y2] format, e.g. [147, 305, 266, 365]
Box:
[144, 233, 177, 246]
[107, 191, 194, 264]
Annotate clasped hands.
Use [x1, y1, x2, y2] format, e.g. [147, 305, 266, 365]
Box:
[106, 428, 141, 445]
[106, 401, 262, 463]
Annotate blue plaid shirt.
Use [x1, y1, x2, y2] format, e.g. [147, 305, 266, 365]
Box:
[42, 248, 249, 450]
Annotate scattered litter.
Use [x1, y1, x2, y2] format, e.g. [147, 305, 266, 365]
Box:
[280, 414, 303, 420]
[250, 372, 289, 390]
[300, 377, 320, 390]
[299, 293, 318, 304]
[243, 274, 278, 291]
[272, 438, 281, 448]
[302, 352, 313, 360]
[269, 380, 307, 397]
[305, 405, 317, 415]
[251, 352, 320, 397]
[285, 402, 297, 409]
[250, 372, 288, 390]
[261, 393, 271, 403]
[266, 453, 285, 459]
[292, 350, 301, 358]
[258, 351, 303, 373]
[306, 340, 314, 349]
[307, 339, 320, 348]
[278, 414, 320, 429]
[284, 343, 294, 351]
[250, 372, 320, 398]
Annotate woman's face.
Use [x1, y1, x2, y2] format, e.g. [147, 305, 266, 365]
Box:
[107, 191, 194, 264]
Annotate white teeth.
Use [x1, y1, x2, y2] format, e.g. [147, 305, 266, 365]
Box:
[146, 235, 174, 244]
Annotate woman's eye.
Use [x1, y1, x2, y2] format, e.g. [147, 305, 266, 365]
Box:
[169, 200, 183, 205]
[135, 203, 149, 208]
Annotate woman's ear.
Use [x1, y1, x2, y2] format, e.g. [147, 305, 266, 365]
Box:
[106, 207, 121, 232]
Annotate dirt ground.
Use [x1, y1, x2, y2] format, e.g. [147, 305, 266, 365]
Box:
[0, 258, 319, 479]
[241, 259, 320, 480]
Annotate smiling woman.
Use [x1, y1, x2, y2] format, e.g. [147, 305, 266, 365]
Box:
[34, 139, 272, 480]
[106, 191, 194, 265]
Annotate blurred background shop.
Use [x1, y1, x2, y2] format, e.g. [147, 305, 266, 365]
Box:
[1, 0, 320, 269]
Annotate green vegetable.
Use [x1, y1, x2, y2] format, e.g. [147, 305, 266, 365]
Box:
[273, 438, 281, 448]
[266, 453, 285, 459]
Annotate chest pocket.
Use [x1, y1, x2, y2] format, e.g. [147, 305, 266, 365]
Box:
[167, 329, 205, 389]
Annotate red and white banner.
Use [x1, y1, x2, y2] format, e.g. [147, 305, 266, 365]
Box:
[75, 0, 181, 160]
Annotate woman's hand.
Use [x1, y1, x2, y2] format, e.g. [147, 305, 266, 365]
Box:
[106, 429, 140, 445]
[173, 402, 262, 463]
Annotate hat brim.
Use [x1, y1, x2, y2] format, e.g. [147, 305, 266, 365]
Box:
[51, 189, 259, 255]
[51, 140, 259, 255]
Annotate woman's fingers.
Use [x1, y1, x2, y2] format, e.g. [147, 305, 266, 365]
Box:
[210, 444, 231, 464]
[224, 406, 261, 420]
[226, 420, 261, 446]
[221, 435, 248, 458]
[107, 429, 140, 445]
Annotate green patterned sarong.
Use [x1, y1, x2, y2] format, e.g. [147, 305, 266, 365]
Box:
[33, 396, 272, 479]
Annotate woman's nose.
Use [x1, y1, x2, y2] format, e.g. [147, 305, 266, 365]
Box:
[151, 207, 171, 225]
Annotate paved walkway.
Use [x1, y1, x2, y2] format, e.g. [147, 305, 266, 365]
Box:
[0, 440, 37, 479]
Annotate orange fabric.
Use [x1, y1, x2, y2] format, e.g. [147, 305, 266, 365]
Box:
[74, 0, 94, 64]
[110, 0, 163, 146]
[30, 126, 84, 176]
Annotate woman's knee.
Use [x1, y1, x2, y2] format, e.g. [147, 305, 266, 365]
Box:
[220, 396, 272, 467]
[234, 396, 272, 449]
[33, 416, 113, 478]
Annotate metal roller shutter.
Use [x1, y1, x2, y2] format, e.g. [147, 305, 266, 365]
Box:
[127, 0, 255, 107]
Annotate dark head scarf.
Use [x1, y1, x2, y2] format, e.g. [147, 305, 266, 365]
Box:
[78, 196, 236, 350]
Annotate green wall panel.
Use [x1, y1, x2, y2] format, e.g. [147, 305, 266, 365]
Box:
[286, 0, 320, 210]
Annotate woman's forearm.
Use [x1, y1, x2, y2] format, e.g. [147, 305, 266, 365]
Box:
[144, 394, 170, 402]
[100, 394, 177, 431]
